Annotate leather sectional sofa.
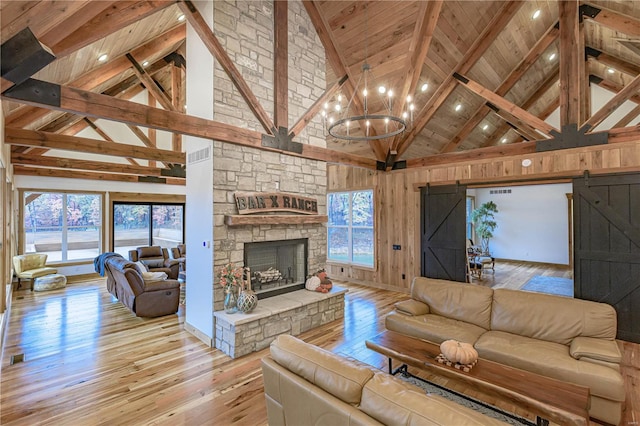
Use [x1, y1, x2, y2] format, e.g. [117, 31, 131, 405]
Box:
[385, 277, 625, 425]
[262, 334, 509, 425]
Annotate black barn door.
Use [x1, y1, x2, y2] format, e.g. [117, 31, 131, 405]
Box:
[573, 173, 640, 343]
[420, 184, 467, 281]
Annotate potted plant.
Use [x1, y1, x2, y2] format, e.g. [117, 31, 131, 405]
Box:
[470, 201, 498, 255]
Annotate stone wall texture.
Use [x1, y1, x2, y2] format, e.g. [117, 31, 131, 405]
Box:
[211, 0, 327, 311]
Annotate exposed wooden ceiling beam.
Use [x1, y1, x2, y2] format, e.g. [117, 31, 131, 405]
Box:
[407, 141, 537, 169]
[5, 128, 186, 164]
[559, 0, 582, 126]
[453, 74, 557, 138]
[394, 1, 524, 158]
[582, 2, 640, 37]
[586, 47, 640, 76]
[178, 1, 276, 135]
[6, 24, 185, 128]
[127, 124, 170, 168]
[489, 107, 543, 141]
[584, 72, 640, 130]
[441, 23, 559, 153]
[87, 119, 140, 166]
[591, 74, 640, 104]
[289, 75, 347, 139]
[303, 0, 387, 161]
[393, 0, 443, 125]
[51, 0, 176, 58]
[607, 125, 640, 143]
[613, 104, 640, 128]
[171, 62, 183, 152]
[274, 0, 288, 129]
[3, 82, 377, 170]
[126, 53, 176, 111]
[10, 154, 175, 178]
[12, 165, 184, 185]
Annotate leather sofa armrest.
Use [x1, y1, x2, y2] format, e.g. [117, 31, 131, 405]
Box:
[394, 299, 429, 316]
[570, 336, 622, 364]
[164, 258, 179, 268]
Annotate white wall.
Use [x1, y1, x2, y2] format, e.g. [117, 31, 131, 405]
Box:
[183, 0, 215, 342]
[473, 183, 571, 265]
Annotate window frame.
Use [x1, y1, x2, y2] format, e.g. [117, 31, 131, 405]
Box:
[327, 189, 375, 268]
[19, 189, 105, 265]
[111, 201, 185, 254]
[466, 195, 476, 243]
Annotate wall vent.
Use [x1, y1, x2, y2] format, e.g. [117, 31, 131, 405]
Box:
[489, 189, 512, 195]
[187, 146, 211, 165]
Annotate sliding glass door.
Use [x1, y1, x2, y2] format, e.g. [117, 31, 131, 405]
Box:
[112, 202, 184, 257]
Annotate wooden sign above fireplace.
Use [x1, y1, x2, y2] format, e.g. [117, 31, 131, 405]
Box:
[234, 191, 318, 215]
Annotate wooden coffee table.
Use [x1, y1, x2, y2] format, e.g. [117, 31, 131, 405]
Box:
[366, 331, 590, 426]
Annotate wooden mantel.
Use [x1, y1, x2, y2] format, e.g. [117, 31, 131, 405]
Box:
[224, 214, 328, 226]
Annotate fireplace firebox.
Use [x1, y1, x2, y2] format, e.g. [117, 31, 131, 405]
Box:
[244, 239, 308, 299]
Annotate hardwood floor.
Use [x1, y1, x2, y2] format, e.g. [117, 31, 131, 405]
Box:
[1, 262, 637, 426]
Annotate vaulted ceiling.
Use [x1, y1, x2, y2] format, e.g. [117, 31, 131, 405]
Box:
[1, 0, 639, 184]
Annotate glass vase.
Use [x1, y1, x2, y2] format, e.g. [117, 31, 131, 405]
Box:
[223, 286, 238, 314]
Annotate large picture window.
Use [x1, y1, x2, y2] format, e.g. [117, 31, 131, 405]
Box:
[23, 191, 103, 262]
[112, 202, 184, 256]
[327, 190, 374, 267]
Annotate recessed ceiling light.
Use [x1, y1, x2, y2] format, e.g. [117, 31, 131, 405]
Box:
[532, 9, 541, 19]
[409, 103, 415, 111]
[387, 90, 393, 98]
[335, 104, 341, 111]
[548, 53, 556, 61]
[178, 14, 185, 21]
[324, 102, 329, 110]
[501, 138, 508, 143]
[455, 103, 462, 112]
[337, 94, 343, 102]
[482, 124, 489, 131]
[98, 54, 108, 62]
[406, 95, 412, 103]
[607, 68, 615, 74]
[378, 86, 386, 94]
[421, 83, 428, 92]
[142, 61, 149, 67]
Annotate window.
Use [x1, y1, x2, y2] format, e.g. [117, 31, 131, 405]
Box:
[466, 195, 475, 241]
[23, 191, 103, 262]
[327, 190, 374, 267]
[112, 202, 184, 256]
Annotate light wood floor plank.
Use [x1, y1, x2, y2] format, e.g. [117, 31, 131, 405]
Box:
[1, 261, 637, 425]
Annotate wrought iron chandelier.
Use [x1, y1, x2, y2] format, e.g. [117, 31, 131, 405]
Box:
[323, 5, 411, 142]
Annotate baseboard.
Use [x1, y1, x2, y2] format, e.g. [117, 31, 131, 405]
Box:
[184, 321, 213, 347]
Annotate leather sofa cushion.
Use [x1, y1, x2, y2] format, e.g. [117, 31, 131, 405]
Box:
[385, 312, 487, 346]
[475, 331, 625, 402]
[570, 336, 622, 364]
[142, 258, 165, 269]
[360, 372, 507, 425]
[411, 277, 493, 330]
[138, 246, 163, 258]
[491, 289, 617, 345]
[269, 335, 374, 405]
[394, 299, 429, 316]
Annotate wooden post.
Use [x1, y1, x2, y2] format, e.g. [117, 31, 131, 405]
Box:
[274, 0, 288, 130]
[559, 0, 582, 127]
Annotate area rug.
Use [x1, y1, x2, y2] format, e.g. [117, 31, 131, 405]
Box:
[399, 373, 535, 425]
[521, 275, 574, 297]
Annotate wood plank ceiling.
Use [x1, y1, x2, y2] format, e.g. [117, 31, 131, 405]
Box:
[1, 0, 639, 183]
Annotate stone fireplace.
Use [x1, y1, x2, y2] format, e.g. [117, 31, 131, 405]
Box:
[244, 238, 307, 299]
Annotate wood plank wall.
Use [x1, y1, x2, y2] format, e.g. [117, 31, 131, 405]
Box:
[327, 140, 640, 292]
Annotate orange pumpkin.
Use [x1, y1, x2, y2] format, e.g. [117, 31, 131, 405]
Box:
[440, 340, 478, 365]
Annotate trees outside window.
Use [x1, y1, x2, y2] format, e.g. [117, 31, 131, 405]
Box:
[327, 190, 374, 267]
[113, 203, 184, 256]
[23, 192, 102, 262]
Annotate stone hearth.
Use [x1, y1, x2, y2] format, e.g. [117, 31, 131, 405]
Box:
[214, 286, 347, 358]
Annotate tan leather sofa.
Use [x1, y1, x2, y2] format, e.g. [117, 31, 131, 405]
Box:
[262, 334, 509, 425]
[104, 254, 180, 317]
[385, 277, 625, 425]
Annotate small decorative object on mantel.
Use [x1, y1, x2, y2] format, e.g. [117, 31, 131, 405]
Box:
[216, 262, 243, 314]
[237, 267, 258, 314]
[438, 340, 478, 372]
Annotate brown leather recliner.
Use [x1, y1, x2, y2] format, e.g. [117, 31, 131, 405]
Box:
[104, 255, 180, 317]
[128, 246, 179, 279]
[170, 244, 186, 270]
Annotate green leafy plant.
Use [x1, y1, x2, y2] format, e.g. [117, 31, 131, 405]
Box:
[470, 201, 498, 255]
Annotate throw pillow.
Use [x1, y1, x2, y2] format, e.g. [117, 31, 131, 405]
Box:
[142, 271, 168, 281]
[133, 261, 148, 275]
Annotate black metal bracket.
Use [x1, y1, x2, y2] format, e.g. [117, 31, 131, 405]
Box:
[261, 126, 303, 154]
[536, 123, 608, 152]
[1, 27, 55, 88]
[164, 52, 186, 69]
[160, 163, 186, 178]
[138, 176, 166, 183]
[2, 78, 60, 107]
